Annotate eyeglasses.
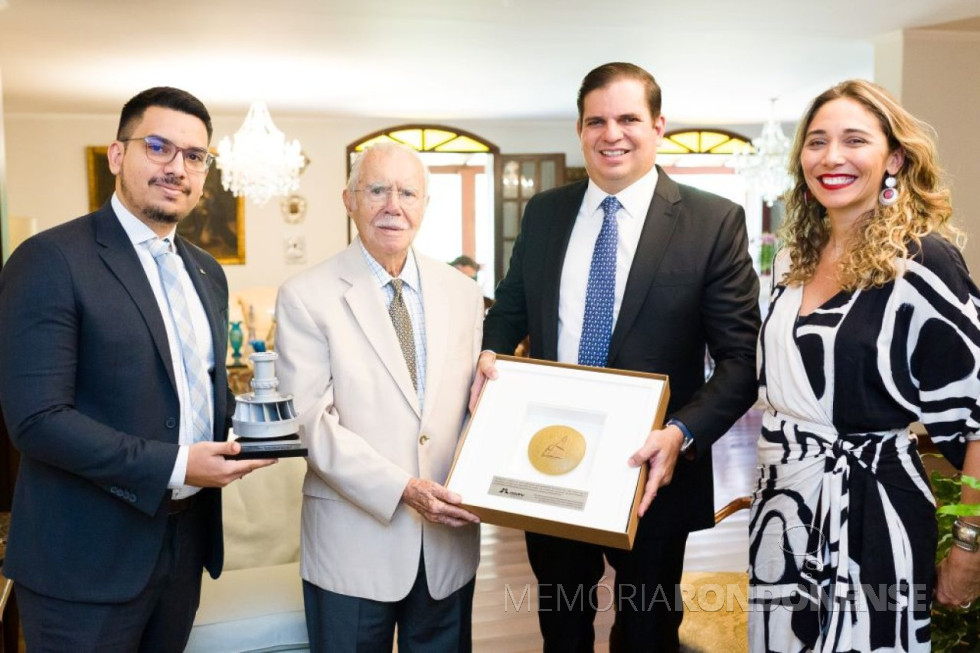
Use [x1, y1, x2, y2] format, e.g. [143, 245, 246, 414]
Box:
[120, 135, 215, 173]
[354, 184, 423, 208]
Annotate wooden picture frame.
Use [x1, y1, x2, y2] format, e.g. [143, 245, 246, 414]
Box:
[446, 355, 670, 550]
[86, 146, 246, 264]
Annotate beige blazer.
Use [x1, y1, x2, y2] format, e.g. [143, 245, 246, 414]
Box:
[275, 241, 483, 601]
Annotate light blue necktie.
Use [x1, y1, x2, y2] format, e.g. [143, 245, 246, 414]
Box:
[149, 237, 212, 442]
[578, 195, 621, 367]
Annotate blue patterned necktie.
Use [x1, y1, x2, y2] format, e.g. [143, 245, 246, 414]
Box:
[578, 195, 621, 367]
[148, 237, 212, 442]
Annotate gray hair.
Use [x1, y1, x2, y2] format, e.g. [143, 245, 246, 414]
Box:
[347, 142, 431, 203]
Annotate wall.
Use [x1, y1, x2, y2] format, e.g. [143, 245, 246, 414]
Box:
[3, 112, 580, 295]
[0, 69, 7, 261]
[900, 29, 980, 275]
[875, 28, 980, 275]
[872, 30, 904, 101]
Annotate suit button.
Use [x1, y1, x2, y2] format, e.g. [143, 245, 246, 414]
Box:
[165, 418, 177, 428]
[419, 434, 429, 445]
[110, 486, 120, 495]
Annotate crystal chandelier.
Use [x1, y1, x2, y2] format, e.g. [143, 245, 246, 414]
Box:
[216, 102, 305, 205]
[734, 99, 793, 207]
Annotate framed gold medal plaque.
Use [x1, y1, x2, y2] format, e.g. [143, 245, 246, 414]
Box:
[446, 355, 670, 550]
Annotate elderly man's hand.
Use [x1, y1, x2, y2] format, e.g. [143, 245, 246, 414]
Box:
[402, 478, 481, 527]
[468, 351, 498, 413]
[627, 424, 685, 517]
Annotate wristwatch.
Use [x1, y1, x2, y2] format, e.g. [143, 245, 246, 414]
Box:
[667, 419, 695, 457]
[953, 519, 980, 553]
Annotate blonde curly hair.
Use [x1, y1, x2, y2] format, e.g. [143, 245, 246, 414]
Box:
[779, 79, 961, 290]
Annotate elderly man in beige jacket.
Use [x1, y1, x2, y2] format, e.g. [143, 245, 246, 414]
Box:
[276, 142, 483, 651]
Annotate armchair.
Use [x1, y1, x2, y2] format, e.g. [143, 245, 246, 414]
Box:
[185, 455, 308, 652]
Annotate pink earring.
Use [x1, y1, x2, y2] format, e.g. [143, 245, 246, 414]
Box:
[879, 174, 899, 206]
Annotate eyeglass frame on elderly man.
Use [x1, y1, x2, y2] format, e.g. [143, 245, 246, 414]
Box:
[353, 184, 424, 208]
[119, 134, 216, 173]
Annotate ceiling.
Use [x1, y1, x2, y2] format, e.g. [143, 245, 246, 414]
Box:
[1, 0, 979, 126]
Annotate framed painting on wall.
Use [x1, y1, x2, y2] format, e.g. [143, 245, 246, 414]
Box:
[86, 146, 246, 264]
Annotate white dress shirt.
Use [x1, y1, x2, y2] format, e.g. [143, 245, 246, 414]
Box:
[557, 166, 659, 364]
[111, 194, 215, 497]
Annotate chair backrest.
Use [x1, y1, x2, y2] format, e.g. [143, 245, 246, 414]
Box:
[221, 456, 306, 570]
[714, 496, 751, 525]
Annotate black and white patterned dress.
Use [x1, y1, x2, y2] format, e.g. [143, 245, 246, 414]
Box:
[750, 234, 980, 652]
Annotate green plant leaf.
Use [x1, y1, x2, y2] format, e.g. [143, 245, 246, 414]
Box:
[961, 474, 980, 491]
[937, 503, 980, 516]
[931, 472, 962, 491]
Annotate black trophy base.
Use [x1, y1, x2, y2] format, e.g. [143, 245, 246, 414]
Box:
[229, 434, 308, 460]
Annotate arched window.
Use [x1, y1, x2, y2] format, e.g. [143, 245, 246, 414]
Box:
[657, 129, 751, 155]
[348, 126, 494, 155]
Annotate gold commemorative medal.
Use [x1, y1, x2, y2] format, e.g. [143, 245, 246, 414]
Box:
[527, 425, 586, 475]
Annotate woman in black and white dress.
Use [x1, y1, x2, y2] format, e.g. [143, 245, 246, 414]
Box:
[750, 79, 980, 651]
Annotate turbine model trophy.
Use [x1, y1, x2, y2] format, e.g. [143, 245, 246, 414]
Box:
[230, 352, 307, 459]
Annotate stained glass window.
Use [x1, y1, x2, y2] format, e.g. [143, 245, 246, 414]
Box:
[658, 130, 751, 155]
[351, 127, 492, 153]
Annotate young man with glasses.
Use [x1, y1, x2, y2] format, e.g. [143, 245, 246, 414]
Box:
[0, 86, 274, 651]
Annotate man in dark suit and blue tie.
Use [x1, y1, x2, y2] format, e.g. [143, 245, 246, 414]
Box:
[0, 87, 274, 652]
[472, 63, 761, 651]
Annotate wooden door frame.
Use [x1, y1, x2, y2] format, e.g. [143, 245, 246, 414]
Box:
[428, 164, 485, 258]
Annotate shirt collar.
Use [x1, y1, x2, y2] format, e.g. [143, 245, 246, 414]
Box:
[583, 165, 659, 221]
[111, 193, 177, 249]
[357, 237, 421, 293]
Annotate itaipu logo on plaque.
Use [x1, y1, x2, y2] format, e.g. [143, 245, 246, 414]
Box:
[527, 425, 587, 475]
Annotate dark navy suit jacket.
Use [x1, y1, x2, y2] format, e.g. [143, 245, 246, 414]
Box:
[484, 168, 761, 536]
[0, 203, 233, 602]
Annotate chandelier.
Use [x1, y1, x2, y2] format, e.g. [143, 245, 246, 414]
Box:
[216, 101, 305, 205]
[734, 99, 793, 207]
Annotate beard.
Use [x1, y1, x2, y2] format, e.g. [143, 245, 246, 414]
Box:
[143, 206, 180, 225]
[119, 173, 191, 226]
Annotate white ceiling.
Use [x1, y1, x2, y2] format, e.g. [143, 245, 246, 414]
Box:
[1, 0, 979, 126]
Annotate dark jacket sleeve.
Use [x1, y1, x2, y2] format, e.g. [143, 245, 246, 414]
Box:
[670, 200, 760, 457]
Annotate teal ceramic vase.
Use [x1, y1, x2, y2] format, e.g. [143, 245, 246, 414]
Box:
[229, 321, 244, 365]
